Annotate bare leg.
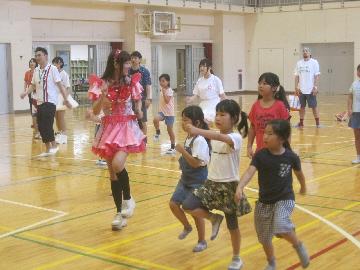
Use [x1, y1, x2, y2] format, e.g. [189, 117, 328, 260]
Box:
[167, 125, 175, 145]
[169, 201, 191, 229]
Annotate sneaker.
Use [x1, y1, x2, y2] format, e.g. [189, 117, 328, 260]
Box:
[96, 159, 108, 166]
[60, 134, 67, 144]
[178, 226, 192, 240]
[210, 213, 224, 240]
[165, 148, 176, 155]
[264, 260, 276, 270]
[153, 134, 160, 142]
[294, 242, 310, 268]
[228, 256, 243, 270]
[316, 124, 324, 128]
[55, 133, 61, 144]
[34, 133, 41, 140]
[294, 123, 304, 129]
[49, 146, 59, 155]
[56, 134, 67, 144]
[192, 240, 207, 252]
[111, 213, 127, 231]
[121, 197, 136, 218]
[352, 159, 360, 164]
[37, 152, 51, 157]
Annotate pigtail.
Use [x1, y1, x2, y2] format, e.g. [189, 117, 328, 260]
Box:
[274, 85, 290, 111]
[237, 111, 248, 138]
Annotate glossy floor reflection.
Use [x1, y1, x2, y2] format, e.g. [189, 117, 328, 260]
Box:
[0, 94, 359, 270]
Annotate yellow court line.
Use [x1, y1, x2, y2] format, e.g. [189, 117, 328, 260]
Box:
[306, 164, 360, 184]
[0, 223, 180, 270]
[200, 201, 360, 270]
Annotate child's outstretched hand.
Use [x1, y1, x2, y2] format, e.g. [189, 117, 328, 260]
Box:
[175, 144, 184, 154]
[299, 185, 306, 195]
[184, 123, 198, 136]
[234, 186, 243, 204]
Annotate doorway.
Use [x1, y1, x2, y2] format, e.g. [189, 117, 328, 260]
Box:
[302, 42, 354, 95]
[176, 49, 186, 95]
[0, 44, 12, 114]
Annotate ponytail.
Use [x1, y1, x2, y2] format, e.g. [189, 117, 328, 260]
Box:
[237, 111, 248, 138]
[275, 85, 290, 111]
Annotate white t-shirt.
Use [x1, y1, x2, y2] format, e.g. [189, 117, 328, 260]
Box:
[193, 74, 224, 100]
[31, 64, 61, 105]
[349, 79, 360, 112]
[60, 70, 71, 89]
[193, 74, 224, 122]
[56, 70, 71, 110]
[294, 58, 320, 94]
[184, 135, 210, 166]
[208, 132, 242, 182]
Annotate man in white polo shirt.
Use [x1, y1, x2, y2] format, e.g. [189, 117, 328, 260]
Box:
[294, 47, 321, 128]
[21, 47, 71, 156]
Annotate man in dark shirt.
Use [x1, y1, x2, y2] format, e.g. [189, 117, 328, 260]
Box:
[129, 51, 152, 135]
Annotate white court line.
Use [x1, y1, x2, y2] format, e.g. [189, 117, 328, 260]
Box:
[245, 187, 360, 249]
[0, 198, 68, 239]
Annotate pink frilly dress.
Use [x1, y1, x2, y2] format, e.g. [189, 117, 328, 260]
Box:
[88, 73, 146, 159]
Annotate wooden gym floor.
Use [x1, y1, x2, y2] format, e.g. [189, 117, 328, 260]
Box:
[0, 94, 359, 270]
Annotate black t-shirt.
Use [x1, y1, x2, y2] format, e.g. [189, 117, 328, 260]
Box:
[251, 148, 301, 204]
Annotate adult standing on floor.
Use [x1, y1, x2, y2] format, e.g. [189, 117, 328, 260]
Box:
[21, 47, 71, 156]
[294, 47, 321, 128]
[129, 51, 152, 135]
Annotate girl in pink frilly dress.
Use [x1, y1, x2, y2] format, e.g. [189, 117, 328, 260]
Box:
[89, 50, 145, 231]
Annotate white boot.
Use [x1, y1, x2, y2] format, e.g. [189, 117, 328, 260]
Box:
[111, 212, 127, 231]
[121, 197, 136, 218]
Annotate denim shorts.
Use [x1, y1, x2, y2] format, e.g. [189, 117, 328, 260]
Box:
[171, 181, 201, 204]
[158, 112, 175, 127]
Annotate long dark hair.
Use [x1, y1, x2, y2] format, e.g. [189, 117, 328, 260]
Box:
[199, 58, 214, 75]
[101, 50, 131, 82]
[29, 58, 38, 68]
[258, 72, 290, 111]
[182, 105, 211, 150]
[215, 99, 248, 138]
[266, 119, 292, 150]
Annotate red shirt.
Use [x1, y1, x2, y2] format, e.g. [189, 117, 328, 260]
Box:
[24, 70, 34, 87]
[249, 99, 289, 151]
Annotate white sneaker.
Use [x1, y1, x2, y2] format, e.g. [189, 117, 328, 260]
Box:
[96, 159, 107, 166]
[49, 146, 59, 155]
[228, 257, 244, 270]
[165, 148, 176, 155]
[352, 159, 360, 164]
[111, 213, 127, 231]
[55, 133, 61, 144]
[153, 134, 160, 142]
[121, 197, 136, 218]
[60, 134, 67, 144]
[37, 152, 51, 157]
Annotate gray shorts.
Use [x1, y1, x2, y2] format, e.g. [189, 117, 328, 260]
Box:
[348, 112, 360, 129]
[299, 93, 317, 108]
[141, 99, 147, 122]
[254, 200, 295, 244]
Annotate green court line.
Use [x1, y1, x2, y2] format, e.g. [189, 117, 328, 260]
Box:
[12, 234, 146, 270]
[296, 203, 360, 213]
[19, 192, 173, 234]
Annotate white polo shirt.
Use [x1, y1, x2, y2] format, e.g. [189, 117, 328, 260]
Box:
[31, 64, 61, 105]
[294, 58, 320, 94]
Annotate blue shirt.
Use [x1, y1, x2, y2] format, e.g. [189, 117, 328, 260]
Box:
[130, 66, 151, 100]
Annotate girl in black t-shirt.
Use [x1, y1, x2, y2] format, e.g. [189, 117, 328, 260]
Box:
[235, 120, 309, 270]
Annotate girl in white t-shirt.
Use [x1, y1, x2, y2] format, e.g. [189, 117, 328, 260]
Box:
[170, 105, 210, 252]
[182, 99, 251, 270]
[52, 57, 71, 144]
[348, 64, 360, 164]
[187, 59, 226, 124]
